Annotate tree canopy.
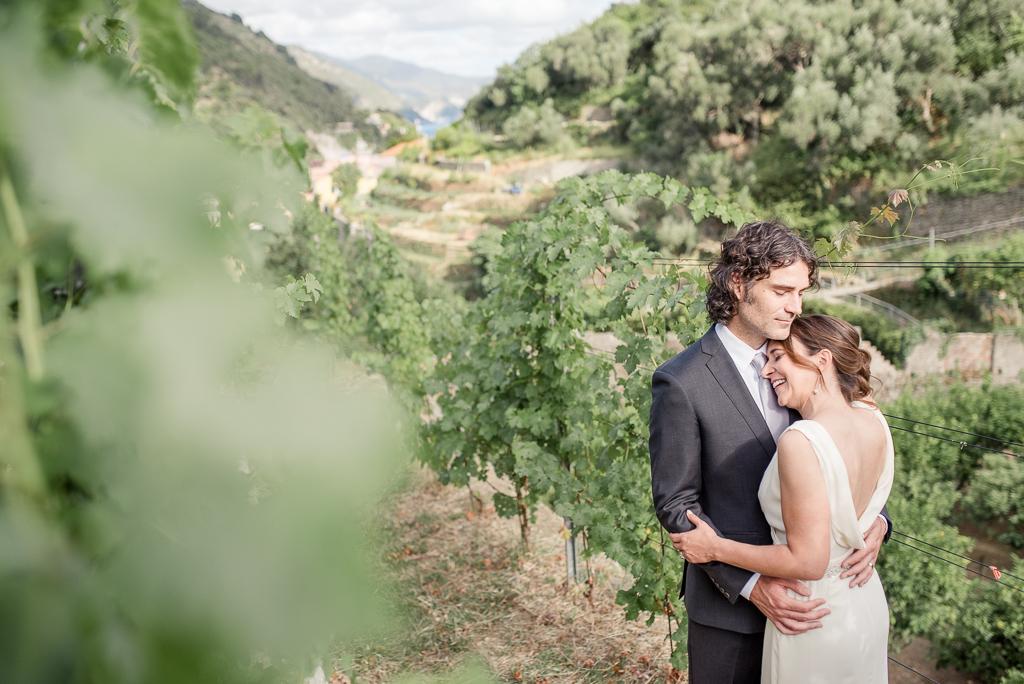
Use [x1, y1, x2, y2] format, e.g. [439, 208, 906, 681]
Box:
[464, 0, 1024, 216]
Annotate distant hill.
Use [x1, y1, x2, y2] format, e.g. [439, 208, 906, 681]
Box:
[183, 0, 367, 134]
[287, 47, 403, 112]
[340, 55, 488, 110]
[304, 53, 489, 135]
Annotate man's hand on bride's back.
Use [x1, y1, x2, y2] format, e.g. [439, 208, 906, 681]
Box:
[749, 576, 830, 635]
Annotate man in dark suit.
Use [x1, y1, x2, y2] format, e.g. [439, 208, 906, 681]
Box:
[649, 220, 889, 683]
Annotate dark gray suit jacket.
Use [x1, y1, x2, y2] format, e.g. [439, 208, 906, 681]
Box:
[649, 326, 799, 634]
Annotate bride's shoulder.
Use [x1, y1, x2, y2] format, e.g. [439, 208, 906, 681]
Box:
[850, 397, 880, 411]
[850, 400, 888, 429]
[782, 419, 823, 437]
[777, 423, 818, 453]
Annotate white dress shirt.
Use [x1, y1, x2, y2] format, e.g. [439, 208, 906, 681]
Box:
[714, 323, 789, 599]
[714, 323, 790, 435]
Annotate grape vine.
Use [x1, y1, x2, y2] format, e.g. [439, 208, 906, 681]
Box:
[419, 169, 752, 664]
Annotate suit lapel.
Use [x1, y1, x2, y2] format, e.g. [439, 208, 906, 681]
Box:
[700, 328, 777, 458]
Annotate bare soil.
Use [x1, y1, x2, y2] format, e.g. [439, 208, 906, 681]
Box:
[341, 464, 679, 683]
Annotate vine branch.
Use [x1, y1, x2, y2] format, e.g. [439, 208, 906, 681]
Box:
[1, 164, 44, 381]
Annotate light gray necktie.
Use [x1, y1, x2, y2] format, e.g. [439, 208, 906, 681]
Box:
[752, 351, 788, 442]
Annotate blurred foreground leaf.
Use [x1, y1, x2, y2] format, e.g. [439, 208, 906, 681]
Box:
[0, 15, 426, 684]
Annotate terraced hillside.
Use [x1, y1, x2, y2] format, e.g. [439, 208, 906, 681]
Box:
[355, 155, 622, 290]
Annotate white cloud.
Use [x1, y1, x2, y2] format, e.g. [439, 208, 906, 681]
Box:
[198, 0, 622, 76]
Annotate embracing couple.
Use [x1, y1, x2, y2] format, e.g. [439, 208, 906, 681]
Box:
[649, 220, 894, 683]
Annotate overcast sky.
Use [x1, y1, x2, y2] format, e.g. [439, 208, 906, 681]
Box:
[199, 0, 622, 78]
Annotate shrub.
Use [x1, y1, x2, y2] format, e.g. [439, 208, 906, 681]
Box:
[963, 455, 1024, 548]
[331, 162, 360, 199]
[501, 99, 568, 148]
[934, 557, 1024, 683]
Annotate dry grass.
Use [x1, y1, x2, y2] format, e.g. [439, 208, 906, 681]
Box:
[326, 462, 968, 684]
[340, 464, 681, 683]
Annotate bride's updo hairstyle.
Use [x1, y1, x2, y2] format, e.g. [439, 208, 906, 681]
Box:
[780, 314, 875, 405]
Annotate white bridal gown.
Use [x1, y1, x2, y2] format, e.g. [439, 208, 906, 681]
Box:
[757, 401, 894, 684]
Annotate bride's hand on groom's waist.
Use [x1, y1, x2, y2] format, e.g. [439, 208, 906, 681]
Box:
[839, 516, 886, 587]
[667, 510, 720, 564]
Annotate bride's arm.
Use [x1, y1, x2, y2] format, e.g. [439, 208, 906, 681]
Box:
[677, 430, 831, 581]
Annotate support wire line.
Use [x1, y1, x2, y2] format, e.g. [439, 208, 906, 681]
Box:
[888, 656, 943, 683]
[891, 530, 1024, 584]
[650, 257, 1024, 269]
[883, 413, 1024, 450]
[890, 539, 1024, 594]
[886, 423, 1021, 460]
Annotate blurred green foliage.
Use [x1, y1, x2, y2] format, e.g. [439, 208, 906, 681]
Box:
[373, 110, 420, 149]
[0, 3, 492, 683]
[219, 104, 310, 173]
[501, 99, 569, 149]
[368, 167, 435, 210]
[33, 0, 199, 110]
[431, 121, 490, 159]
[330, 163, 361, 200]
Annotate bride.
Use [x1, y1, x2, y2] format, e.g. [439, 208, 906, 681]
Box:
[673, 314, 894, 683]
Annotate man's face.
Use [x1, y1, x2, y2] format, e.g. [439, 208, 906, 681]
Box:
[732, 260, 811, 342]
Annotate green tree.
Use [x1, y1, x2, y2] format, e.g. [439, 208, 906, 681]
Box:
[501, 98, 568, 148]
[465, 0, 1024, 220]
[906, 233, 1024, 329]
[331, 162, 361, 200]
[950, 0, 1024, 76]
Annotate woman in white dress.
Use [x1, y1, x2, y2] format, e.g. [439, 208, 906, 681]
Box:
[674, 314, 894, 683]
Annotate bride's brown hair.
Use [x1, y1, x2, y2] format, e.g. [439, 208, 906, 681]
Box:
[778, 314, 875, 405]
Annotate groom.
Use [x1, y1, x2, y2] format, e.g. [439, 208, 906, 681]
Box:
[648, 220, 889, 683]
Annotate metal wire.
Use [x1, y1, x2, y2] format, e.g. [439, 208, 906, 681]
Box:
[887, 423, 1022, 460]
[891, 530, 1024, 584]
[891, 539, 1024, 594]
[883, 414, 1024, 450]
[888, 656, 944, 683]
[650, 258, 1024, 269]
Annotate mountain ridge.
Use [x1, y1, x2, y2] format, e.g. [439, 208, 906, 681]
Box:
[291, 50, 489, 135]
[287, 46, 404, 112]
[183, 0, 368, 135]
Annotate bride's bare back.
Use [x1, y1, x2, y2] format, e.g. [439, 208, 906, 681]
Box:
[813, 402, 888, 519]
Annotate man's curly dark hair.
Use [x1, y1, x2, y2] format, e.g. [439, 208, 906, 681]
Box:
[706, 220, 818, 323]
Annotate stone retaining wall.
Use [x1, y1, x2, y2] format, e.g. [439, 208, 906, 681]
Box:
[904, 330, 1024, 382]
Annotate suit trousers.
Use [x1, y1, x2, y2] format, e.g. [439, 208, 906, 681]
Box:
[687, 618, 764, 684]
